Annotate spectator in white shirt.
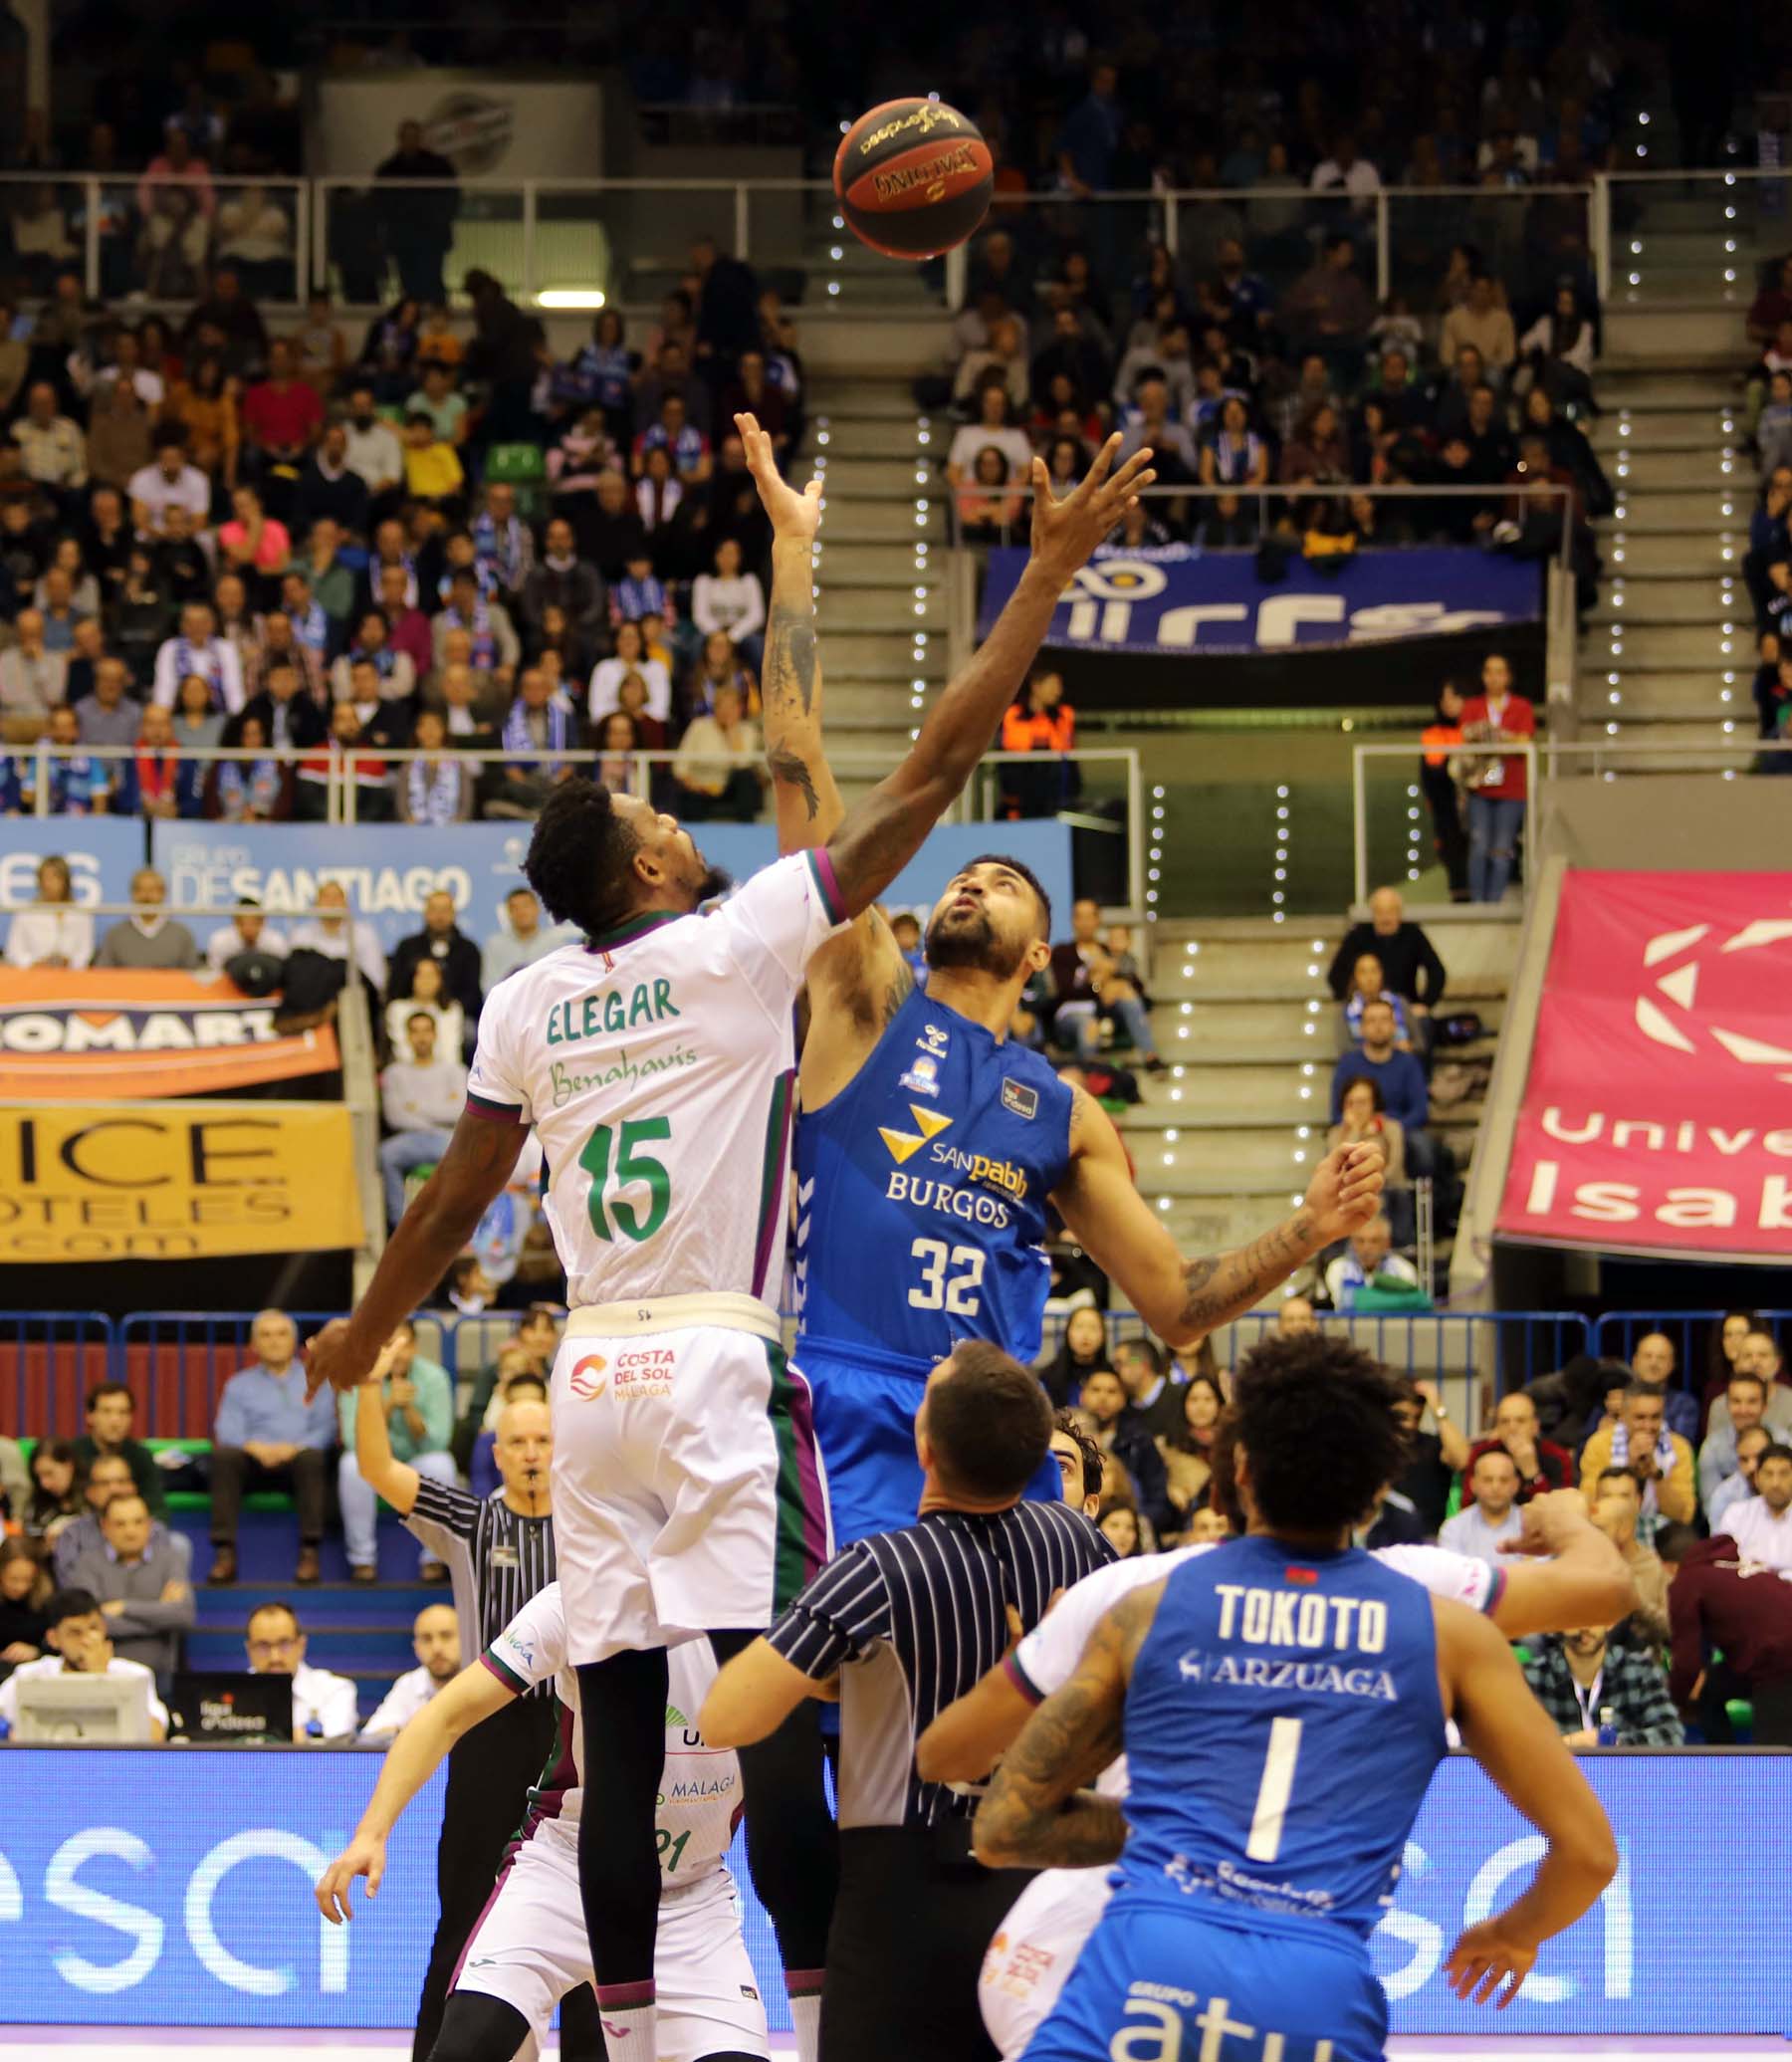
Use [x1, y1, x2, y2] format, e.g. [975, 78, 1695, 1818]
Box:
[689, 537, 767, 668]
[289, 880, 388, 995]
[127, 431, 212, 539]
[588, 619, 673, 726]
[0, 1588, 169, 1738]
[1438, 1447, 1525, 1561]
[1322, 1215, 1420, 1310]
[342, 384, 406, 502]
[359, 1602, 462, 1741]
[0, 606, 68, 719]
[1717, 1444, 1792, 1570]
[205, 899, 289, 973]
[1708, 1426, 1773, 1535]
[946, 382, 1036, 490]
[1309, 132, 1382, 214]
[246, 1599, 359, 1740]
[151, 599, 246, 715]
[5, 853, 95, 970]
[379, 1010, 467, 1224]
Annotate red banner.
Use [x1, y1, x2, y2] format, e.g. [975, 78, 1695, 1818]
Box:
[1497, 871, 1792, 1261]
[0, 970, 338, 1099]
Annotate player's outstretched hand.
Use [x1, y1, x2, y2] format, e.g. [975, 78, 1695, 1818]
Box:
[304, 1317, 376, 1401]
[1029, 433, 1156, 579]
[1301, 1141, 1385, 1247]
[1444, 1917, 1537, 2009]
[736, 411, 822, 545]
[316, 1832, 387, 1924]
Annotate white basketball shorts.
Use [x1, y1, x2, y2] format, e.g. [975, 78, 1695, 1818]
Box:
[980, 1865, 1115, 2062]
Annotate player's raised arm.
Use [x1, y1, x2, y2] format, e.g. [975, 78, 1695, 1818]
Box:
[1436, 1600, 1618, 2007]
[1051, 1085, 1384, 1348]
[1490, 1489, 1637, 1637]
[734, 414, 845, 852]
[819, 436, 1154, 921]
[315, 1653, 517, 1922]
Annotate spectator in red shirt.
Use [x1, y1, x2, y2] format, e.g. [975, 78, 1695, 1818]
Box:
[241, 339, 324, 506]
[1458, 650, 1535, 903]
[1466, 1390, 1574, 1503]
[1660, 1521, 1792, 1745]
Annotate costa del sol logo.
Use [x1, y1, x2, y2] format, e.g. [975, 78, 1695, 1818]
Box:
[1634, 909, 1792, 1085]
[568, 1354, 607, 1400]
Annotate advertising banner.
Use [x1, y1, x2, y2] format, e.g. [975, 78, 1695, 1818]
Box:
[0, 1748, 1777, 2032]
[0, 1101, 361, 1261]
[1498, 870, 1792, 1261]
[309, 73, 605, 180]
[0, 816, 144, 928]
[154, 821, 1076, 960]
[0, 971, 337, 1100]
[977, 546, 1544, 710]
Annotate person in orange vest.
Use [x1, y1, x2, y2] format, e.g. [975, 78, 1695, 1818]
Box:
[1001, 666, 1078, 818]
[1420, 680, 1469, 902]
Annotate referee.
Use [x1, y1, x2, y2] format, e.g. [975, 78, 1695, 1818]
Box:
[700, 1342, 1111, 2062]
[348, 1336, 599, 2061]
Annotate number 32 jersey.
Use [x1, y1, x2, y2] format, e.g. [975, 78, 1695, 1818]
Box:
[794, 986, 1074, 1366]
[468, 851, 847, 1310]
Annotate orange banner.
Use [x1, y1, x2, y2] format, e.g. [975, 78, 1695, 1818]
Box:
[0, 970, 338, 1099]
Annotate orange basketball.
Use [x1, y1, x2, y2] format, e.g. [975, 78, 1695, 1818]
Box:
[833, 98, 995, 260]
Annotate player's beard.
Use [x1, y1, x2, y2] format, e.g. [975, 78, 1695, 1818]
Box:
[923, 902, 1027, 980]
[696, 863, 734, 904]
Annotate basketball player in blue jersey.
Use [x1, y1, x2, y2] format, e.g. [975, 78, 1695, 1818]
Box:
[973, 1335, 1620, 2062]
[733, 414, 1385, 1546]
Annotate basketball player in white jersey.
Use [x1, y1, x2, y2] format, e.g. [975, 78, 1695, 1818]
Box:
[915, 1342, 1637, 2062]
[316, 1582, 764, 2062]
[305, 432, 1156, 2062]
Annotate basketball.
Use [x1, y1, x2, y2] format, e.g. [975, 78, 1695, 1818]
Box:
[833, 98, 994, 260]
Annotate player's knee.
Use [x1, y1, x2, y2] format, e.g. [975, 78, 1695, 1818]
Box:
[428, 1992, 531, 2062]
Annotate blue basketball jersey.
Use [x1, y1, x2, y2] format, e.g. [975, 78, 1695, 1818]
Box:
[1119, 1534, 1447, 1937]
[793, 989, 1074, 1367]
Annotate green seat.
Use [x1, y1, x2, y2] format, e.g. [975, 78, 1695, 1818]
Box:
[485, 442, 548, 519]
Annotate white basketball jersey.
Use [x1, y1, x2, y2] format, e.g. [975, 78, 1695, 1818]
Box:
[483, 1581, 742, 1886]
[468, 850, 847, 1310]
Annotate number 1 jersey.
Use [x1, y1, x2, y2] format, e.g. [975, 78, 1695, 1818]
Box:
[793, 986, 1074, 1366]
[468, 850, 848, 1309]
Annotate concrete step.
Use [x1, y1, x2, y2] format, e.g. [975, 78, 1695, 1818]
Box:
[1596, 379, 1742, 410]
[818, 453, 940, 496]
[1592, 621, 1744, 664]
[1603, 307, 1750, 359]
[819, 498, 947, 538]
[814, 416, 923, 457]
[815, 541, 938, 579]
[1586, 719, 1756, 752]
[808, 386, 931, 422]
[817, 626, 946, 672]
[1586, 676, 1750, 716]
[1587, 572, 1735, 611]
[1608, 449, 1742, 489]
[1605, 487, 1747, 525]
[1151, 996, 1507, 1052]
[1599, 533, 1738, 573]
[1154, 928, 1518, 994]
[1591, 419, 1737, 457]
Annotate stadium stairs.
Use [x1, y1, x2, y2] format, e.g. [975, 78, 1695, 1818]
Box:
[1125, 911, 1518, 1261]
[1590, 180, 1761, 759]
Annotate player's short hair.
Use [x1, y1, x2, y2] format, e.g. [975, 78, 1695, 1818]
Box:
[925, 1342, 1052, 1500]
[1228, 1332, 1408, 1533]
[961, 851, 1052, 938]
[1051, 1407, 1104, 1499]
[85, 1381, 133, 1415]
[46, 1587, 102, 1628]
[525, 778, 641, 941]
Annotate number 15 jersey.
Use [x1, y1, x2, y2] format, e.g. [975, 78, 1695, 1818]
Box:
[468, 851, 848, 1310]
[794, 986, 1074, 1366]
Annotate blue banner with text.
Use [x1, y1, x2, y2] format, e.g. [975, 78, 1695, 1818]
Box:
[0, 1747, 1779, 2031]
[151, 820, 1074, 956]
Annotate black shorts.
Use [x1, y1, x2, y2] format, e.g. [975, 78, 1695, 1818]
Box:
[820, 1824, 1034, 2062]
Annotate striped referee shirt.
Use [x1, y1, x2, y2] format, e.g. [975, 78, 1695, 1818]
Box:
[407, 1478, 558, 1700]
[767, 1500, 1112, 1828]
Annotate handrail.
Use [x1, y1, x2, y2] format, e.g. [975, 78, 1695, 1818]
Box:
[4, 167, 1596, 313]
[1351, 737, 1792, 907]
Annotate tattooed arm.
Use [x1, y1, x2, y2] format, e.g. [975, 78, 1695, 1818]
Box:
[974, 1580, 1162, 1870]
[1049, 1085, 1385, 1349]
[736, 412, 911, 1108]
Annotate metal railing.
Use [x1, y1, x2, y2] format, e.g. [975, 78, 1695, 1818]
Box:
[1351, 737, 1792, 909]
[0, 169, 1597, 317]
[2, 741, 1139, 876]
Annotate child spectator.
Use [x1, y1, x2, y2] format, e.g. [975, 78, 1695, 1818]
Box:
[401, 409, 464, 510]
